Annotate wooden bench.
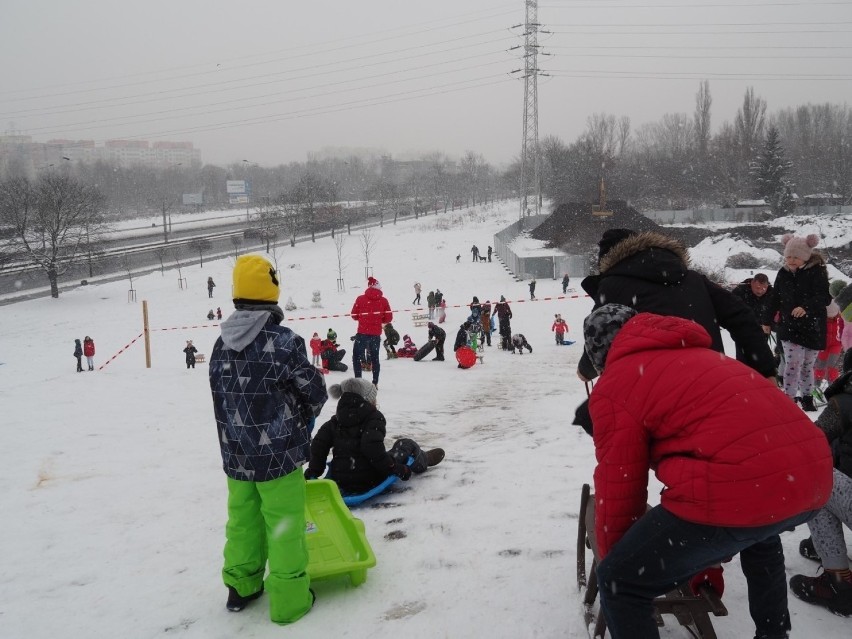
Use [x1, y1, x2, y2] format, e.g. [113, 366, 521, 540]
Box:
[577, 483, 728, 638]
[194, 354, 206, 364]
[411, 312, 429, 327]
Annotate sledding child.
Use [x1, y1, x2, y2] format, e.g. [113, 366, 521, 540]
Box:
[396, 334, 418, 358]
[304, 378, 444, 494]
[552, 314, 569, 345]
[320, 338, 347, 372]
[383, 322, 400, 359]
[510, 333, 533, 354]
[309, 332, 322, 366]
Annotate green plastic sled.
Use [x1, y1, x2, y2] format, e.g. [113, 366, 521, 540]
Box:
[304, 479, 377, 586]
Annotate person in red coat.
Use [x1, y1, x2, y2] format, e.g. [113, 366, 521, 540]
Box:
[83, 336, 96, 371]
[309, 332, 322, 367]
[350, 277, 393, 386]
[584, 304, 833, 639]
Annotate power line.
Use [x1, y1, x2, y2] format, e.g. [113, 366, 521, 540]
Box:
[548, 21, 852, 26]
[548, 69, 852, 79]
[20, 59, 510, 136]
[541, 1, 852, 7]
[548, 28, 852, 34]
[1, 6, 519, 99]
[0, 35, 514, 119]
[546, 49, 852, 59]
[52, 75, 514, 145]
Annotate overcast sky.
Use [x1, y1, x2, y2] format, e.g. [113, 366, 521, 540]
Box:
[1, 0, 850, 167]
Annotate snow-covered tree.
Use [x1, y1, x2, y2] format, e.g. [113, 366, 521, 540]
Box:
[750, 125, 795, 216]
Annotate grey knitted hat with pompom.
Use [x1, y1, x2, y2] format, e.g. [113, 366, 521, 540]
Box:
[328, 377, 378, 405]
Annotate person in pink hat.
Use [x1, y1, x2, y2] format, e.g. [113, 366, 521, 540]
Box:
[769, 233, 831, 411]
[350, 276, 393, 387]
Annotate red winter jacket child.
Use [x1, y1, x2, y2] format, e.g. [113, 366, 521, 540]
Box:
[590, 313, 833, 559]
[309, 335, 322, 356]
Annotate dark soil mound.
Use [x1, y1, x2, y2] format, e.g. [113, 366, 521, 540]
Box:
[530, 200, 712, 254]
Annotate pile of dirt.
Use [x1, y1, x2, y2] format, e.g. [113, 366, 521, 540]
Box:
[530, 200, 709, 254]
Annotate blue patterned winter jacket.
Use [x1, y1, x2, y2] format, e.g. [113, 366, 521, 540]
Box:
[209, 310, 328, 482]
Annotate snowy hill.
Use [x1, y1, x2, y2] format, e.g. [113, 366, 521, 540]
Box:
[1, 201, 849, 639]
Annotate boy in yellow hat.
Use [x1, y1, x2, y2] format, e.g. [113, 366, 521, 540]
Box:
[209, 255, 328, 624]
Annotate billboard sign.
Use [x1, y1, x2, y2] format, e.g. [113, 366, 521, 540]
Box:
[229, 194, 249, 205]
[183, 193, 203, 205]
[226, 180, 247, 194]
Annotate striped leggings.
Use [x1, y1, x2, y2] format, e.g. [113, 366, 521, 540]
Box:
[781, 340, 819, 399]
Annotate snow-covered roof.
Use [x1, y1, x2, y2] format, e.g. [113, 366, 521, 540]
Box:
[735, 199, 768, 207]
[803, 193, 843, 200]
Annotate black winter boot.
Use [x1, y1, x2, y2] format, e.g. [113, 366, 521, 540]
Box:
[425, 448, 445, 467]
[226, 585, 263, 612]
[799, 394, 817, 412]
[789, 571, 852, 616]
[799, 537, 822, 562]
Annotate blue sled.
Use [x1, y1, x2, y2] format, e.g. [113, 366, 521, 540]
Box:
[313, 457, 414, 507]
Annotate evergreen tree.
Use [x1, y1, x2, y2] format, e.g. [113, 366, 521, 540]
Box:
[750, 125, 795, 215]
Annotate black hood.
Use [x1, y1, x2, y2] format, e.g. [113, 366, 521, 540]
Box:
[600, 231, 689, 288]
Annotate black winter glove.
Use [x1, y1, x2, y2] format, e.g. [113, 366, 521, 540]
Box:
[394, 463, 412, 481]
[303, 468, 321, 480]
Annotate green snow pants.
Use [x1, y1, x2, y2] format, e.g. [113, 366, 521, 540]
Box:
[222, 470, 312, 624]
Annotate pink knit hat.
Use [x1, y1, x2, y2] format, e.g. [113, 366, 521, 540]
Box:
[781, 233, 819, 261]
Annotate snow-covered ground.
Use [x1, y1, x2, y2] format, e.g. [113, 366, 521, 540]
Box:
[1, 201, 849, 638]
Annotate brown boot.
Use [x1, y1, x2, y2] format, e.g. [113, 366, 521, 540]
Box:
[425, 448, 445, 467]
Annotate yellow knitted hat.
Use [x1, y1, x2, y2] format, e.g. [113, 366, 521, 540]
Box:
[232, 255, 280, 302]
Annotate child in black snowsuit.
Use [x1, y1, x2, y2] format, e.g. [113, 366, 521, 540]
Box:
[383, 323, 400, 359]
[454, 322, 470, 352]
[511, 333, 533, 354]
[73, 339, 83, 372]
[184, 340, 198, 369]
[304, 378, 444, 494]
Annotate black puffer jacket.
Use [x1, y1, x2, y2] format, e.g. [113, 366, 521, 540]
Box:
[578, 232, 776, 379]
[306, 392, 400, 493]
[769, 254, 831, 350]
[818, 371, 852, 478]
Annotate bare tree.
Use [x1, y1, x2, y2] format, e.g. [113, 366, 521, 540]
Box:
[254, 198, 281, 252]
[171, 246, 187, 289]
[734, 87, 768, 191]
[288, 171, 336, 242]
[148, 164, 184, 243]
[367, 176, 395, 227]
[279, 202, 301, 247]
[119, 252, 137, 301]
[188, 238, 212, 268]
[229, 235, 243, 260]
[333, 233, 347, 292]
[0, 174, 105, 298]
[360, 228, 377, 280]
[154, 246, 168, 275]
[694, 80, 712, 158]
